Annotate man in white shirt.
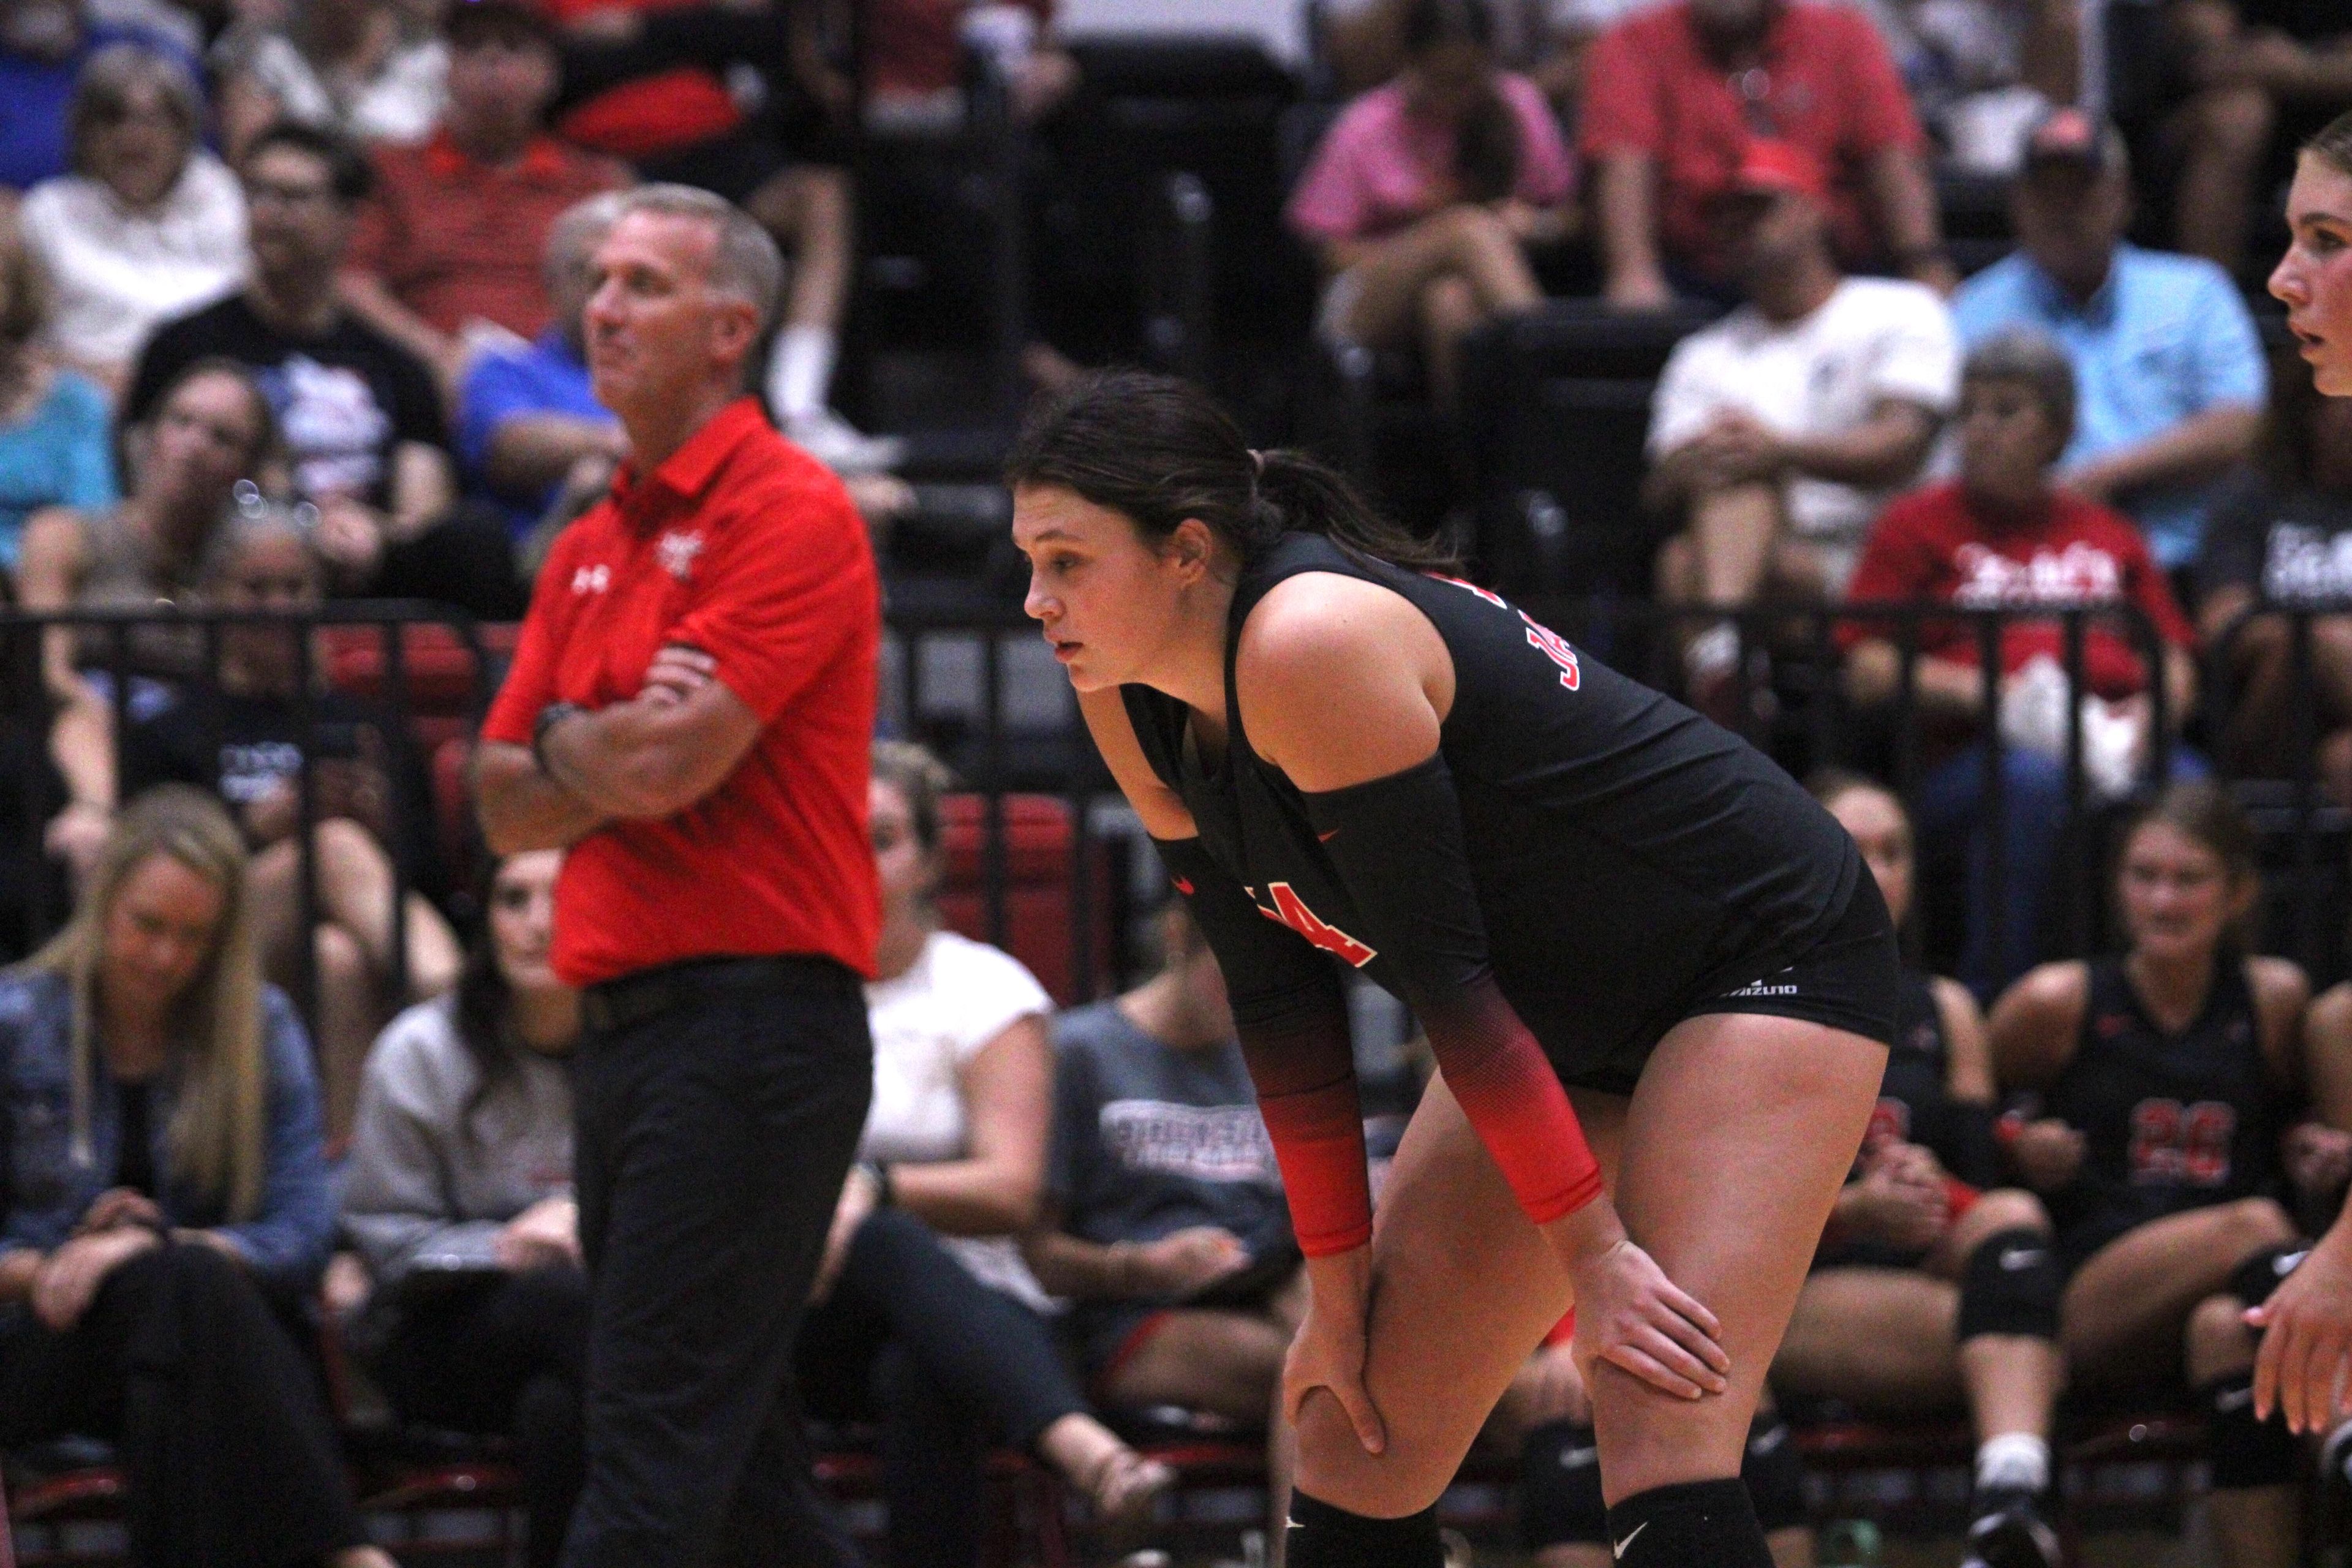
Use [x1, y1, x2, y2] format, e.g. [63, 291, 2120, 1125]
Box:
[1646, 137, 1958, 713]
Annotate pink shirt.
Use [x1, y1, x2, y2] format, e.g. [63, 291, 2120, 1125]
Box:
[1285, 74, 1575, 246]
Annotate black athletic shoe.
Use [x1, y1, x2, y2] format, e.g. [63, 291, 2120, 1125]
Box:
[1964, 1487, 2060, 1568]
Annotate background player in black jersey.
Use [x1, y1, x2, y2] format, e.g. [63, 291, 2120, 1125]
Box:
[1007, 371, 1897, 1568]
[2255, 107, 2352, 1437]
[1773, 773, 2066, 1568]
[1992, 785, 2315, 1568]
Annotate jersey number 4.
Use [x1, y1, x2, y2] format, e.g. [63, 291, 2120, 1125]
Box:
[2127, 1098, 2236, 1186]
[1253, 882, 1378, 967]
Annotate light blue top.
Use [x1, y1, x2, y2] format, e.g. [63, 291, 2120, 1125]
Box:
[1951, 243, 2268, 569]
[0, 370, 118, 569]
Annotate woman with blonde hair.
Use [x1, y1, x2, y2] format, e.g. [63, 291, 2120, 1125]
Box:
[0, 785, 394, 1568]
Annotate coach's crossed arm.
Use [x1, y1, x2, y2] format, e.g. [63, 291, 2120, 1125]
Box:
[475, 646, 763, 853]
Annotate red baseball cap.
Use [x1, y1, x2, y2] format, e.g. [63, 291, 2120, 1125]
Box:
[1731, 138, 1828, 202]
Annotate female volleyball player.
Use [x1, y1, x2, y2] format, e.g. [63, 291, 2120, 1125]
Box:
[1007, 371, 1898, 1568]
[2250, 105, 2352, 1433]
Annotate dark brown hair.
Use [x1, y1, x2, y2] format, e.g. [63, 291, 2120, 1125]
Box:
[1005, 369, 1460, 572]
[2305, 109, 2352, 180]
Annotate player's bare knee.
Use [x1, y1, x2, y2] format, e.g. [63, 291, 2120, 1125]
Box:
[1969, 1188, 2052, 1238]
[2223, 1197, 2296, 1255]
[314, 921, 368, 986]
[1291, 1397, 1455, 1518]
[2185, 1292, 2256, 1384]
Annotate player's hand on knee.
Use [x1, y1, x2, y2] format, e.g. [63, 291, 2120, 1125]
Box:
[1286, 1249, 1387, 1457]
[2250, 1234, 2352, 1433]
[1567, 1237, 1729, 1402]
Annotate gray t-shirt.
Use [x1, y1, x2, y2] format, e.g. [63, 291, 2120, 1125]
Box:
[1048, 1000, 1290, 1258]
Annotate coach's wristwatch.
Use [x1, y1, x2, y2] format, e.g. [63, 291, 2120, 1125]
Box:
[533, 702, 588, 776]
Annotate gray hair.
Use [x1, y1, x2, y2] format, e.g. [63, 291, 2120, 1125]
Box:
[1963, 328, 2078, 445]
[607, 183, 782, 328]
[544, 188, 626, 292]
[69, 43, 202, 178]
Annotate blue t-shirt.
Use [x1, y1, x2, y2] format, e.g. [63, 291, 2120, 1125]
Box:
[1952, 244, 2268, 570]
[0, 371, 117, 568]
[0, 23, 203, 190]
[457, 328, 615, 538]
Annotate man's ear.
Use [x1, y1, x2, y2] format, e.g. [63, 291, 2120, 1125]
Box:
[711, 300, 764, 379]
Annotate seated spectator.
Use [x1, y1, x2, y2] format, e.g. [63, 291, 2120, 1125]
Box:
[456, 189, 623, 548]
[0, 208, 116, 569]
[342, 848, 583, 1568]
[1842, 329, 2199, 996]
[537, 0, 887, 471]
[19, 44, 246, 394]
[0, 0, 200, 192]
[1581, 0, 1954, 309]
[1858, 0, 2077, 173]
[1991, 784, 2320, 1568]
[1953, 107, 2267, 573]
[213, 0, 447, 160]
[1772, 771, 2064, 1568]
[0, 785, 393, 1568]
[2165, 0, 2352, 276]
[1023, 899, 1300, 1526]
[123, 122, 524, 619]
[798, 741, 1172, 1565]
[19, 359, 274, 882]
[340, 0, 628, 396]
[2199, 348, 2352, 795]
[1646, 138, 1955, 709]
[1285, 0, 1575, 408]
[121, 503, 460, 1146]
[861, 0, 1077, 132]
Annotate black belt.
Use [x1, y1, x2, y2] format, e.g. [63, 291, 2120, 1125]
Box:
[580, 955, 856, 1035]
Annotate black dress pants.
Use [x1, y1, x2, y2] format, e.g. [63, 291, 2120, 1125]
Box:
[0, 1241, 367, 1567]
[562, 967, 873, 1568]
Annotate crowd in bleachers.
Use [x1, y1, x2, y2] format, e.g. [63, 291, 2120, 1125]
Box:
[7, 0, 2352, 1561]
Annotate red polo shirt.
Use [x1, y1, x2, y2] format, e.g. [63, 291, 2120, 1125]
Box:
[481, 398, 882, 986]
[1580, 1, 1921, 282]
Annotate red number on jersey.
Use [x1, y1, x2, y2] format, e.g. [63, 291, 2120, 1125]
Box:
[1256, 881, 1378, 967]
[1520, 613, 1582, 690]
[2127, 1098, 2236, 1186]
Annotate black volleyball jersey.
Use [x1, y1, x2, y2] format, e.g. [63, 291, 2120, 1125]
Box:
[2045, 957, 2280, 1240]
[1869, 970, 1955, 1157]
[1120, 533, 1866, 1092]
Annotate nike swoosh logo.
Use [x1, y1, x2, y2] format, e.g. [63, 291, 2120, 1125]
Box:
[1317, 828, 1340, 842]
[1559, 1447, 1599, 1468]
[2000, 1248, 2046, 1270]
[1614, 1522, 1649, 1559]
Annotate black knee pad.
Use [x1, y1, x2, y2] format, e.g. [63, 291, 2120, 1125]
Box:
[1743, 1411, 1809, 1535]
[2228, 1244, 2309, 1311]
[1520, 1420, 1607, 1548]
[1956, 1227, 2062, 1342]
[1605, 1477, 1774, 1568]
[2204, 1374, 2302, 1490]
[1286, 1491, 1444, 1568]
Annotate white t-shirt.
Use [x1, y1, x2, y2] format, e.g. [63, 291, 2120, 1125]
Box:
[21, 154, 247, 369]
[862, 929, 1056, 1311]
[1649, 275, 1959, 586]
[227, 29, 447, 146]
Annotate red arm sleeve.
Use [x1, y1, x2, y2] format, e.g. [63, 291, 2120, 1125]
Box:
[1300, 755, 1604, 1229]
[1153, 837, 1374, 1256]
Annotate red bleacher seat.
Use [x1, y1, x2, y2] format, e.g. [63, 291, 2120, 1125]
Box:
[935, 794, 1116, 1006]
[318, 623, 508, 717]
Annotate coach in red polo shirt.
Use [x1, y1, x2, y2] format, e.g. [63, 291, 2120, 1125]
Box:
[475, 183, 878, 1568]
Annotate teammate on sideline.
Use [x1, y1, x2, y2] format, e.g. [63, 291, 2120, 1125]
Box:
[2247, 106, 2352, 1433]
[1007, 369, 1899, 1568]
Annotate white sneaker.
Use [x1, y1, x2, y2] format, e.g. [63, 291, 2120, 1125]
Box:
[786, 406, 907, 476]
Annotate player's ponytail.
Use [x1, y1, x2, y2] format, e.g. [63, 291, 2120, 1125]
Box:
[1006, 368, 1459, 571]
